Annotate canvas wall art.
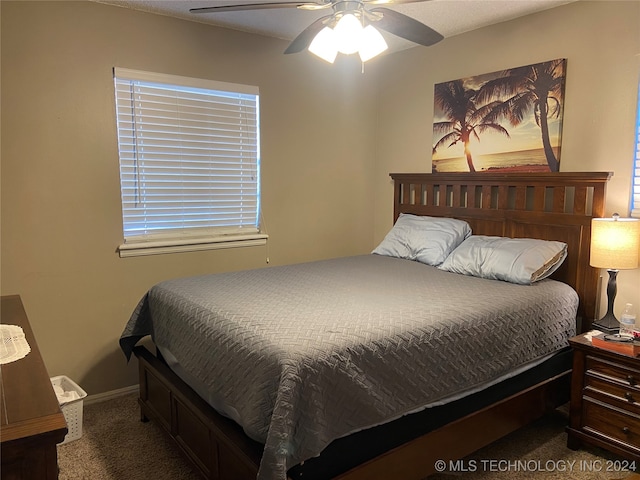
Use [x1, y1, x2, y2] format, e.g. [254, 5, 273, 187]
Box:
[431, 58, 567, 173]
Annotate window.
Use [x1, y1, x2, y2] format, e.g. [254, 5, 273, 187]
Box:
[113, 68, 265, 257]
[633, 83, 640, 218]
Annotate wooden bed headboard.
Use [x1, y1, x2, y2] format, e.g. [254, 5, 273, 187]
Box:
[390, 172, 612, 331]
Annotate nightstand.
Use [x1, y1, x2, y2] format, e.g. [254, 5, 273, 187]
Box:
[567, 332, 640, 462]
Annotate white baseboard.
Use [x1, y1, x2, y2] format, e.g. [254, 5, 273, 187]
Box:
[84, 384, 139, 406]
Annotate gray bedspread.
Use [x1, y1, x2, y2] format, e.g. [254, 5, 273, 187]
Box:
[120, 254, 578, 480]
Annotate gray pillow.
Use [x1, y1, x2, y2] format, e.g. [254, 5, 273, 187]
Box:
[372, 214, 472, 266]
[438, 235, 568, 285]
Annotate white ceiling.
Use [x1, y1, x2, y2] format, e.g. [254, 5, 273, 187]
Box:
[93, 0, 577, 53]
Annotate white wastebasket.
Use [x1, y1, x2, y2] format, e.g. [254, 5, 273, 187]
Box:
[50, 375, 87, 444]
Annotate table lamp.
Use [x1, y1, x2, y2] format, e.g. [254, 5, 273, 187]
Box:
[590, 213, 640, 333]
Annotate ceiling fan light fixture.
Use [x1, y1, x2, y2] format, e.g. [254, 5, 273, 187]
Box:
[358, 24, 388, 62]
[308, 26, 338, 63]
[333, 13, 363, 54]
[193, 1, 445, 61]
[307, 8, 393, 63]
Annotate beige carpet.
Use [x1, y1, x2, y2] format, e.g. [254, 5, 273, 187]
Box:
[57, 393, 200, 480]
[57, 393, 637, 479]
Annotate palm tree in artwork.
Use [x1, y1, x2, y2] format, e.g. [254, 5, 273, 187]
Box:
[475, 59, 566, 172]
[433, 80, 510, 172]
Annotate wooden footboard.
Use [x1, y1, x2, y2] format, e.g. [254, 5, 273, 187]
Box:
[135, 345, 262, 480]
[135, 344, 569, 480]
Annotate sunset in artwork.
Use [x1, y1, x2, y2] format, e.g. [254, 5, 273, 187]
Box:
[432, 59, 566, 173]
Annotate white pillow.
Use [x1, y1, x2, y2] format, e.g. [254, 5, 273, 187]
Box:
[438, 235, 567, 285]
[372, 214, 472, 266]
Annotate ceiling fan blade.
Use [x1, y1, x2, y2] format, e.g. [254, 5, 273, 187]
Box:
[190, 2, 328, 14]
[370, 7, 443, 46]
[284, 14, 332, 54]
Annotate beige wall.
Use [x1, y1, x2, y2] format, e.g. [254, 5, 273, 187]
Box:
[1, 1, 377, 393]
[2, 0, 639, 396]
[373, 0, 640, 321]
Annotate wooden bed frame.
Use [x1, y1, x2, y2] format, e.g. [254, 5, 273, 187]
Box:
[133, 171, 611, 480]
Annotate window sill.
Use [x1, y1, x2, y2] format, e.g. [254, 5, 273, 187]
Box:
[118, 233, 268, 258]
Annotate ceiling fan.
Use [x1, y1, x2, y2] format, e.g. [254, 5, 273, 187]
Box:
[190, 0, 443, 63]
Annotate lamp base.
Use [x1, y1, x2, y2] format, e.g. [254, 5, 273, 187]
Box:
[592, 311, 620, 335]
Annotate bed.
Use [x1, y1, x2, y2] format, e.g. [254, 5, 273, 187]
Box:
[120, 171, 611, 480]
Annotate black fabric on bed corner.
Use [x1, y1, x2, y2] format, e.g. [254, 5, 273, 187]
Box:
[287, 347, 572, 479]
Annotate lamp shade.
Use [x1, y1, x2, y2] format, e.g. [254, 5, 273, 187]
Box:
[590, 215, 640, 270]
[334, 14, 363, 54]
[358, 25, 388, 62]
[308, 27, 338, 63]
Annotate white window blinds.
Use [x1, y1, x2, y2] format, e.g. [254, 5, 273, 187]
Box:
[114, 68, 262, 255]
[633, 83, 640, 218]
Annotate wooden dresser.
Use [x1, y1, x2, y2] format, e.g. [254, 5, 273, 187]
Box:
[1, 295, 68, 479]
[567, 332, 640, 462]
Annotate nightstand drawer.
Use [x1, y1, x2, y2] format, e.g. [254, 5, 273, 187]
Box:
[583, 398, 640, 450]
[586, 375, 640, 414]
[586, 355, 640, 387]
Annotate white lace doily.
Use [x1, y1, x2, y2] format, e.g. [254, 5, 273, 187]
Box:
[1, 324, 31, 364]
